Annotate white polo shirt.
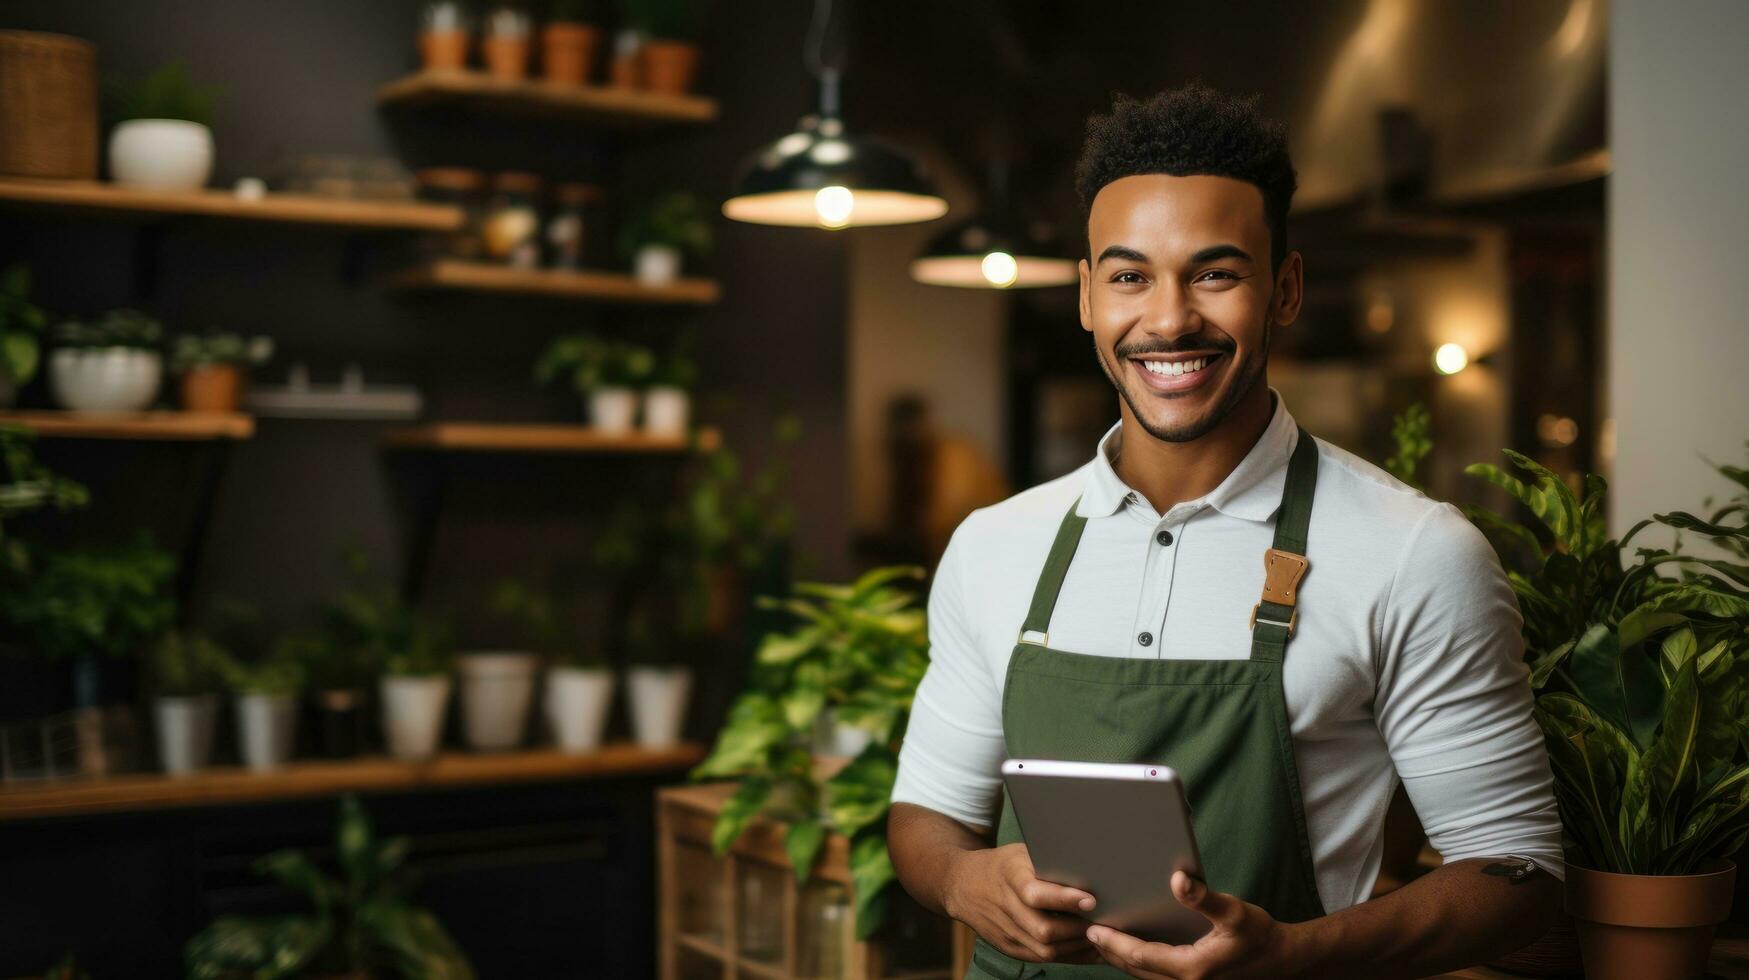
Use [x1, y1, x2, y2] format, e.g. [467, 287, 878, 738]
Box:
[891, 392, 1564, 913]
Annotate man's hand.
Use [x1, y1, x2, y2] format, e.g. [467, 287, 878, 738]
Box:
[943, 842, 1103, 964]
[1085, 871, 1301, 979]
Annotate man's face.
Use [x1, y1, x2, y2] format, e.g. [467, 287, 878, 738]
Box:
[1079, 174, 1301, 443]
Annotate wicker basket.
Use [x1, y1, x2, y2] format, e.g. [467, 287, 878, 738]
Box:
[0, 30, 97, 179]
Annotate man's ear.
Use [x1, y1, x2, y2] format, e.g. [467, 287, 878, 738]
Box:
[1078, 258, 1093, 333]
[1271, 250, 1304, 328]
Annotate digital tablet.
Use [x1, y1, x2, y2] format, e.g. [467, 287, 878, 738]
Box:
[1001, 759, 1210, 945]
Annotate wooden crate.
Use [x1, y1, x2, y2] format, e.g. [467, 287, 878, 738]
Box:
[658, 781, 968, 979]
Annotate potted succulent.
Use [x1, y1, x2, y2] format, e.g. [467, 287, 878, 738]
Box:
[147, 629, 233, 775]
[225, 647, 305, 772]
[170, 331, 272, 414]
[482, 4, 534, 80]
[184, 795, 474, 978]
[418, 0, 473, 71]
[621, 0, 710, 94]
[535, 332, 653, 433]
[1465, 448, 1749, 980]
[542, 0, 602, 84]
[0, 264, 47, 409]
[48, 309, 165, 413]
[642, 341, 695, 436]
[455, 578, 550, 752]
[618, 191, 711, 286]
[107, 61, 218, 191]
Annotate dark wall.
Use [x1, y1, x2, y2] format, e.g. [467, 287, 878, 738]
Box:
[1, 1, 851, 648]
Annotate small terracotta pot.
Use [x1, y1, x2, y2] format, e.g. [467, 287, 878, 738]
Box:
[1567, 861, 1736, 980]
[541, 23, 599, 85]
[180, 363, 243, 414]
[609, 50, 640, 88]
[482, 35, 530, 81]
[419, 30, 470, 71]
[640, 40, 698, 94]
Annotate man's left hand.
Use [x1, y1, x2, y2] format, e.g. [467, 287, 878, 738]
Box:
[1085, 871, 1305, 980]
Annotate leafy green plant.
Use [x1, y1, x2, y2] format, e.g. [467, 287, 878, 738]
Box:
[1467, 447, 1749, 875]
[534, 332, 655, 391]
[693, 566, 930, 939]
[185, 794, 474, 980]
[149, 629, 234, 697]
[0, 264, 48, 386]
[171, 332, 274, 374]
[323, 550, 451, 678]
[51, 309, 164, 350]
[0, 425, 89, 577]
[113, 60, 218, 126]
[0, 534, 176, 660]
[1384, 402, 1432, 490]
[274, 628, 366, 693]
[226, 645, 307, 696]
[619, 0, 712, 40]
[648, 338, 697, 389]
[616, 191, 712, 257]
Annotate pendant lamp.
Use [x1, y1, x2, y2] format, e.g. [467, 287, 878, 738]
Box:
[910, 159, 1077, 289]
[721, 0, 947, 230]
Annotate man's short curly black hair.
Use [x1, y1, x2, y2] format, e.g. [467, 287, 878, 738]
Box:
[1074, 84, 1298, 270]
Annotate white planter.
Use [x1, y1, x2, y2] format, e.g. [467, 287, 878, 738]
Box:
[633, 244, 681, 286]
[154, 694, 218, 775]
[457, 652, 539, 752]
[49, 348, 163, 413]
[235, 692, 298, 772]
[588, 386, 637, 434]
[380, 674, 452, 761]
[627, 664, 692, 749]
[546, 666, 615, 754]
[108, 119, 214, 190]
[642, 386, 690, 436]
[811, 707, 875, 759]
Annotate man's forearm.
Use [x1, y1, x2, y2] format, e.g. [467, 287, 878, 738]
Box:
[888, 801, 993, 916]
[1287, 857, 1562, 979]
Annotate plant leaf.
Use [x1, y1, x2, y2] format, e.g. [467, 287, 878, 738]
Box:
[1566, 624, 1665, 750]
[712, 777, 772, 856]
[784, 818, 827, 883]
[849, 829, 894, 940]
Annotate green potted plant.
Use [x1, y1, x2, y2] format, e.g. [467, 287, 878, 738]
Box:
[226, 645, 305, 772]
[280, 627, 371, 759]
[534, 331, 654, 433]
[642, 339, 695, 436]
[1466, 447, 1749, 979]
[185, 794, 475, 979]
[324, 549, 453, 761]
[0, 426, 89, 724]
[108, 60, 218, 191]
[170, 331, 273, 414]
[620, 0, 710, 94]
[147, 629, 233, 775]
[48, 308, 165, 413]
[693, 565, 930, 939]
[545, 609, 615, 754]
[455, 578, 551, 753]
[0, 264, 48, 409]
[618, 190, 711, 286]
[543, 0, 603, 84]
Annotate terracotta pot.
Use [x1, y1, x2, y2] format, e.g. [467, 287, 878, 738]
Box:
[609, 51, 640, 88]
[1567, 861, 1736, 980]
[419, 30, 469, 71]
[180, 363, 243, 413]
[482, 35, 529, 81]
[640, 40, 698, 94]
[541, 23, 599, 85]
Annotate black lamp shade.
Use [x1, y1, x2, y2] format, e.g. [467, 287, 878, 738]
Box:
[909, 216, 1078, 289]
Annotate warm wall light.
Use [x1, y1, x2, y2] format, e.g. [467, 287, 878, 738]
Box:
[1433, 342, 1470, 375]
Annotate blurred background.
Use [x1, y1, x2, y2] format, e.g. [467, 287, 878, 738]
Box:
[0, 1, 1743, 977]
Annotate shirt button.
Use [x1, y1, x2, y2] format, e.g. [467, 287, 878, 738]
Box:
[1138, 631, 1153, 646]
[1156, 530, 1174, 546]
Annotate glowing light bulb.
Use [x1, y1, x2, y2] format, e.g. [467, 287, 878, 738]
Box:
[814, 185, 854, 229]
[980, 251, 1018, 287]
[1433, 342, 1470, 375]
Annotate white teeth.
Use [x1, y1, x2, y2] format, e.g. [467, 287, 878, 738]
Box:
[1141, 356, 1211, 377]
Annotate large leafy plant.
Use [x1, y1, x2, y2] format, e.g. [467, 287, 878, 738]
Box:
[185, 795, 473, 980]
[692, 566, 930, 939]
[1, 534, 176, 660]
[1467, 447, 1749, 875]
[0, 425, 89, 577]
[0, 264, 48, 386]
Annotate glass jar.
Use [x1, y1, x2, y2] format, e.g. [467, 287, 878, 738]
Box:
[796, 880, 850, 978]
[546, 182, 602, 270]
[416, 167, 486, 260]
[484, 171, 543, 268]
[738, 861, 785, 965]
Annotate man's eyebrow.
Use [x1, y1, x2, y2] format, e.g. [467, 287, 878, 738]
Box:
[1189, 244, 1252, 264]
[1095, 245, 1149, 265]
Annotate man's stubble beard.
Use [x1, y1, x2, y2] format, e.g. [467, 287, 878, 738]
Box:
[1092, 312, 1272, 445]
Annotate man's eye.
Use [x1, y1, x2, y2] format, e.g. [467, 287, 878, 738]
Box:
[1110, 271, 1146, 284]
[1196, 269, 1240, 282]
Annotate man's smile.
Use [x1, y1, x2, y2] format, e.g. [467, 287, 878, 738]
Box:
[1128, 350, 1226, 394]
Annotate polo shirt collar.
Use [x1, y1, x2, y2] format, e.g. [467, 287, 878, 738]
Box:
[1075, 388, 1301, 523]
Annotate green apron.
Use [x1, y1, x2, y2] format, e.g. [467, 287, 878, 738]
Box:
[966, 426, 1328, 980]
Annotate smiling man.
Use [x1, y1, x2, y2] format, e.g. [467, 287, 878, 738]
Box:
[887, 86, 1565, 978]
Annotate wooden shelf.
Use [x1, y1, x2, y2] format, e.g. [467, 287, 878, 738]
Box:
[382, 422, 720, 454]
[0, 742, 704, 821]
[378, 69, 718, 127]
[0, 410, 254, 440]
[393, 260, 720, 305]
[0, 177, 463, 231]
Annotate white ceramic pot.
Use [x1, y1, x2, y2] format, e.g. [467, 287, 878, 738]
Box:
[380, 674, 452, 761]
[457, 652, 539, 752]
[627, 664, 692, 749]
[236, 692, 298, 772]
[109, 119, 213, 190]
[49, 348, 163, 413]
[588, 386, 637, 434]
[642, 386, 690, 436]
[154, 694, 218, 775]
[811, 707, 875, 759]
[546, 665, 614, 754]
[633, 244, 681, 286]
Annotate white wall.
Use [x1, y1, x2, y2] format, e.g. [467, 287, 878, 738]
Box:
[1608, 0, 1749, 537]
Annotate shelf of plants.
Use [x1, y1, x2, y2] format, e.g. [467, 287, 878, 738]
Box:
[381, 422, 719, 454]
[391, 260, 721, 305]
[0, 178, 465, 231]
[0, 410, 255, 441]
[0, 742, 704, 821]
[377, 70, 718, 126]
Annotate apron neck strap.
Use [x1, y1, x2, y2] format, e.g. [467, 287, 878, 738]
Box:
[1249, 425, 1319, 663]
[1019, 502, 1088, 644]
